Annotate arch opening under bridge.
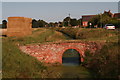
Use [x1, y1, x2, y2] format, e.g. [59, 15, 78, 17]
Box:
[62, 48, 81, 66]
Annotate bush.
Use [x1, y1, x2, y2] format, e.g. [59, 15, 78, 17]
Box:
[83, 42, 119, 78]
[108, 19, 120, 28]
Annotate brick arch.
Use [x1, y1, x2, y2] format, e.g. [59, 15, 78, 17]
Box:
[20, 41, 99, 64]
[59, 47, 84, 64]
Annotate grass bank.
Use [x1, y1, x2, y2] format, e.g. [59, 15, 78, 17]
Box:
[2, 39, 46, 78]
[83, 42, 120, 78]
[52, 27, 119, 42]
[9, 28, 71, 45]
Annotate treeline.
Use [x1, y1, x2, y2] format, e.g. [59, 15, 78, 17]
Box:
[32, 17, 82, 28]
[1, 12, 120, 28]
[32, 19, 47, 28]
[0, 17, 82, 28]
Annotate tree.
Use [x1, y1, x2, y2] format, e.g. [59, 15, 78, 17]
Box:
[89, 13, 113, 28]
[2, 20, 7, 28]
[89, 14, 101, 28]
[58, 21, 63, 27]
[77, 19, 82, 27]
[70, 19, 78, 26]
[89, 15, 100, 26]
[54, 22, 58, 27]
[100, 14, 112, 27]
[37, 19, 47, 27]
[63, 17, 71, 27]
[32, 19, 39, 28]
[32, 19, 48, 28]
[48, 22, 55, 27]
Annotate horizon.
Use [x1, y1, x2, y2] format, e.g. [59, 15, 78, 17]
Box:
[1, 2, 119, 23]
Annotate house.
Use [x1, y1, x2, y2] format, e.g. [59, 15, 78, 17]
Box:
[81, 10, 116, 27]
[113, 13, 120, 20]
[82, 15, 96, 27]
[103, 10, 113, 17]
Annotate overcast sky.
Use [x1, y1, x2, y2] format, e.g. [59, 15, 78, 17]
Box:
[0, 0, 120, 24]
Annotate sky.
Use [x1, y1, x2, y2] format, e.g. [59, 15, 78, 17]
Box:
[0, 0, 120, 24]
[1, 0, 120, 2]
[0, 2, 2, 24]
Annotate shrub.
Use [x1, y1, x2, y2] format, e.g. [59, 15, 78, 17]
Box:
[83, 42, 119, 78]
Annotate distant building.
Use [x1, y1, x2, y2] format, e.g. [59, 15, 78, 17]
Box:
[82, 15, 96, 27]
[103, 10, 113, 17]
[81, 10, 120, 27]
[113, 13, 120, 20]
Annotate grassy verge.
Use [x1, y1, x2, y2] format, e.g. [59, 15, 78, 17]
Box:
[9, 28, 70, 45]
[51, 27, 119, 42]
[2, 38, 46, 78]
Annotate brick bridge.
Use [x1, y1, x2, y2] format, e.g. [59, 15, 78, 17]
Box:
[20, 40, 102, 64]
